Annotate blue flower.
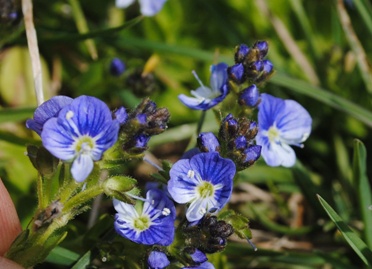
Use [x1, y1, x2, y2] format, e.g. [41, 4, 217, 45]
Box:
[116, 0, 167, 16]
[41, 96, 120, 182]
[26, 96, 73, 135]
[148, 251, 170, 269]
[168, 152, 235, 222]
[178, 63, 229, 110]
[114, 189, 176, 246]
[256, 93, 312, 167]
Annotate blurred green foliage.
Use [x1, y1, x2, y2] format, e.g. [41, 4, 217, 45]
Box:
[1, 0, 372, 268]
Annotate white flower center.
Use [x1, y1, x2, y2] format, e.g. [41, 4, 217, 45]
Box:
[197, 181, 215, 199]
[267, 125, 280, 143]
[74, 136, 95, 156]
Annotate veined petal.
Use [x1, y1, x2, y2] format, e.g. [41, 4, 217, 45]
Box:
[116, 0, 135, 8]
[41, 117, 76, 160]
[277, 99, 312, 144]
[71, 154, 94, 182]
[258, 93, 286, 131]
[26, 95, 73, 135]
[114, 190, 175, 246]
[178, 94, 209, 110]
[168, 159, 199, 203]
[259, 137, 296, 167]
[187, 196, 219, 222]
[209, 63, 228, 93]
[113, 199, 139, 219]
[139, 0, 167, 16]
[169, 152, 235, 222]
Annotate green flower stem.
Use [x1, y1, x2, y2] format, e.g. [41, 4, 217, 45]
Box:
[196, 110, 206, 134]
[37, 174, 46, 209]
[62, 184, 104, 214]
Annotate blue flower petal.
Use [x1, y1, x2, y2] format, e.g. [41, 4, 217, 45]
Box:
[41, 117, 76, 160]
[42, 96, 119, 182]
[190, 249, 208, 264]
[139, 0, 167, 16]
[71, 154, 94, 182]
[168, 152, 235, 222]
[256, 93, 312, 167]
[26, 96, 73, 135]
[148, 251, 170, 269]
[114, 189, 175, 246]
[179, 63, 229, 110]
[116, 0, 135, 8]
[209, 63, 228, 93]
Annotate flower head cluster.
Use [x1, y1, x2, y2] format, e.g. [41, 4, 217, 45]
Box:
[179, 63, 229, 110]
[118, 98, 170, 155]
[216, 114, 261, 170]
[229, 41, 274, 85]
[114, 189, 176, 245]
[256, 93, 312, 167]
[168, 152, 235, 222]
[116, 0, 167, 16]
[27, 95, 119, 182]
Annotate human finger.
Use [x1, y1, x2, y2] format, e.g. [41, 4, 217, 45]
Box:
[0, 179, 22, 256]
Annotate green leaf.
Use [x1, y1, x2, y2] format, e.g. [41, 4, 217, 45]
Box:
[0, 107, 34, 123]
[249, 203, 312, 236]
[45, 246, 80, 266]
[352, 139, 372, 248]
[318, 194, 372, 266]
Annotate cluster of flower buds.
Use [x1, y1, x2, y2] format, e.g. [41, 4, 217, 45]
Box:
[218, 113, 261, 170]
[228, 41, 274, 85]
[115, 98, 170, 155]
[183, 215, 234, 254]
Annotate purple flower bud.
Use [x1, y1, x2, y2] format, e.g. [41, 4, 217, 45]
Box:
[228, 63, 245, 84]
[148, 251, 170, 269]
[114, 106, 128, 125]
[239, 84, 260, 107]
[234, 136, 247, 150]
[234, 44, 250, 63]
[250, 61, 264, 72]
[244, 145, 262, 164]
[219, 113, 239, 141]
[190, 249, 208, 264]
[136, 113, 147, 125]
[262, 60, 274, 73]
[253, 41, 269, 59]
[134, 134, 150, 148]
[197, 132, 220, 152]
[109, 58, 126, 76]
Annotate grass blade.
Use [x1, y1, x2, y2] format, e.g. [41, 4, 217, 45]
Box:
[0, 107, 34, 123]
[112, 37, 372, 128]
[270, 74, 372, 128]
[352, 139, 372, 248]
[45, 246, 79, 266]
[318, 194, 372, 266]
